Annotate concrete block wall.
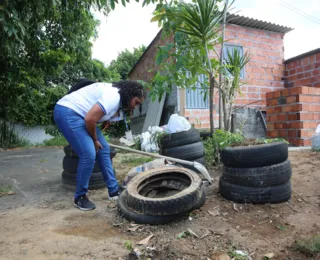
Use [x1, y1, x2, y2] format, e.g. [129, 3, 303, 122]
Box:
[266, 86, 320, 146]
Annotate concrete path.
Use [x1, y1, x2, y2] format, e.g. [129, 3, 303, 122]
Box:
[0, 147, 73, 210]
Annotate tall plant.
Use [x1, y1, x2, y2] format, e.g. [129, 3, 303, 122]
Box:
[150, 0, 232, 134]
[220, 48, 250, 131]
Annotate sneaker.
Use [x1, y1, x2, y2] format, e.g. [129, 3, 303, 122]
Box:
[108, 190, 121, 201]
[74, 195, 96, 211]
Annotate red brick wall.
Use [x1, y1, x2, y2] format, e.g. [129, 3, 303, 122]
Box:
[185, 24, 286, 128]
[220, 24, 285, 109]
[285, 52, 320, 88]
[266, 86, 320, 146]
[129, 30, 173, 81]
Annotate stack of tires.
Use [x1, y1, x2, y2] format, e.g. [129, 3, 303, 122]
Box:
[61, 144, 117, 190]
[219, 142, 292, 204]
[117, 167, 206, 225]
[159, 128, 205, 166]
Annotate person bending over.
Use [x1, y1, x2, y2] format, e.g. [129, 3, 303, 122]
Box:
[54, 80, 145, 210]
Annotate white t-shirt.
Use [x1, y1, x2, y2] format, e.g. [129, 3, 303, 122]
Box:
[57, 82, 122, 123]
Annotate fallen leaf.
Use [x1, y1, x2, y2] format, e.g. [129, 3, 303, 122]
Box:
[208, 209, 220, 216]
[138, 234, 153, 245]
[210, 249, 230, 260]
[264, 252, 274, 258]
[128, 225, 142, 232]
[276, 225, 287, 231]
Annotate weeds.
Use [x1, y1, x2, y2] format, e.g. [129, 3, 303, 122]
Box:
[120, 156, 153, 166]
[203, 130, 244, 166]
[41, 136, 68, 147]
[294, 235, 320, 257]
[0, 120, 30, 149]
[0, 185, 15, 197]
[124, 240, 133, 252]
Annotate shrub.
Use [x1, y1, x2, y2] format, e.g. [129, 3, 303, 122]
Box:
[0, 120, 30, 148]
[203, 130, 244, 166]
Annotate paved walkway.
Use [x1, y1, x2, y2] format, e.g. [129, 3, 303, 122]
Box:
[0, 147, 73, 210]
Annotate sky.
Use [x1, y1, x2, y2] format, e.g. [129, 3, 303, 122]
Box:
[91, 0, 320, 66]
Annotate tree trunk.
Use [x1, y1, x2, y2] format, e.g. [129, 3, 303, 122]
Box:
[209, 74, 215, 135]
[222, 96, 228, 131]
[219, 0, 229, 130]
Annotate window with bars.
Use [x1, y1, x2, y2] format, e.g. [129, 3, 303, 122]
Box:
[185, 74, 209, 109]
[223, 44, 245, 78]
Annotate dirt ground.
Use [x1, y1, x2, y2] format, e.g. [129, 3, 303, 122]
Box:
[0, 150, 319, 260]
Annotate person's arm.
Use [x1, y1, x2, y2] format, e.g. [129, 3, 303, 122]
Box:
[85, 104, 105, 152]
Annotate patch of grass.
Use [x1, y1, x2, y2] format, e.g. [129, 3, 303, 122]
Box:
[294, 235, 320, 257]
[0, 185, 15, 197]
[120, 156, 153, 166]
[124, 240, 133, 252]
[0, 185, 13, 193]
[40, 136, 68, 147]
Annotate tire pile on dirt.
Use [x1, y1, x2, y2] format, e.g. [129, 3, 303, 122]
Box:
[61, 144, 117, 190]
[118, 167, 206, 225]
[219, 142, 292, 204]
[159, 128, 205, 166]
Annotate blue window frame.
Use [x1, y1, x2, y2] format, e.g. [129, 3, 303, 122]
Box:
[185, 74, 209, 109]
[223, 44, 245, 78]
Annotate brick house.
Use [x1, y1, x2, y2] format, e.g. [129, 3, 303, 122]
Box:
[128, 13, 293, 133]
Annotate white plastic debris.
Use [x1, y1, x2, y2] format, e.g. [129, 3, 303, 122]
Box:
[311, 124, 320, 151]
[166, 114, 191, 133]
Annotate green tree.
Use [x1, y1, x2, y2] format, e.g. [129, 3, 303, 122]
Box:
[108, 46, 146, 80]
[150, 0, 230, 134]
[0, 0, 117, 125]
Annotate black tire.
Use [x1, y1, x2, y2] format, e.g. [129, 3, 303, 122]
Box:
[222, 160, 292, 187]
[219, 178, 292, 204]
[63, 145, 117, 159]
[62, 156, 101, 173]
[220, 142, 288, 168]
[117, 188, 205, 225]
[61, 171, 106, 190]
[159, 128, 200, 149]
[160, 141, 204, 161]
[63, 145, 78, 158]
[200, 131, 211, 140]
[126, 167, 203, 216]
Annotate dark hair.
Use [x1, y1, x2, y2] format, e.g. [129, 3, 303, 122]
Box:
[113, 80, 145, 110]
[67, 78, 96, 94]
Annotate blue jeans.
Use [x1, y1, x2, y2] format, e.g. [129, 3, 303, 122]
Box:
[54, 104, 118, 199]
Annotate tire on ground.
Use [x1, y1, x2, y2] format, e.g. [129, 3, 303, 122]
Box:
[117, 188, 206, 225]
[61, 171, 106, 190]
[63, 145, 117, 159]
[126, 167, 203, 216]
[219, 178, 292, 204]
[159, 128, 201, 149]
[222, 160, 292, 187]
[220, 141, 288, 168]
[62, 156, 100, 173]
[160, 141, 204, 161]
